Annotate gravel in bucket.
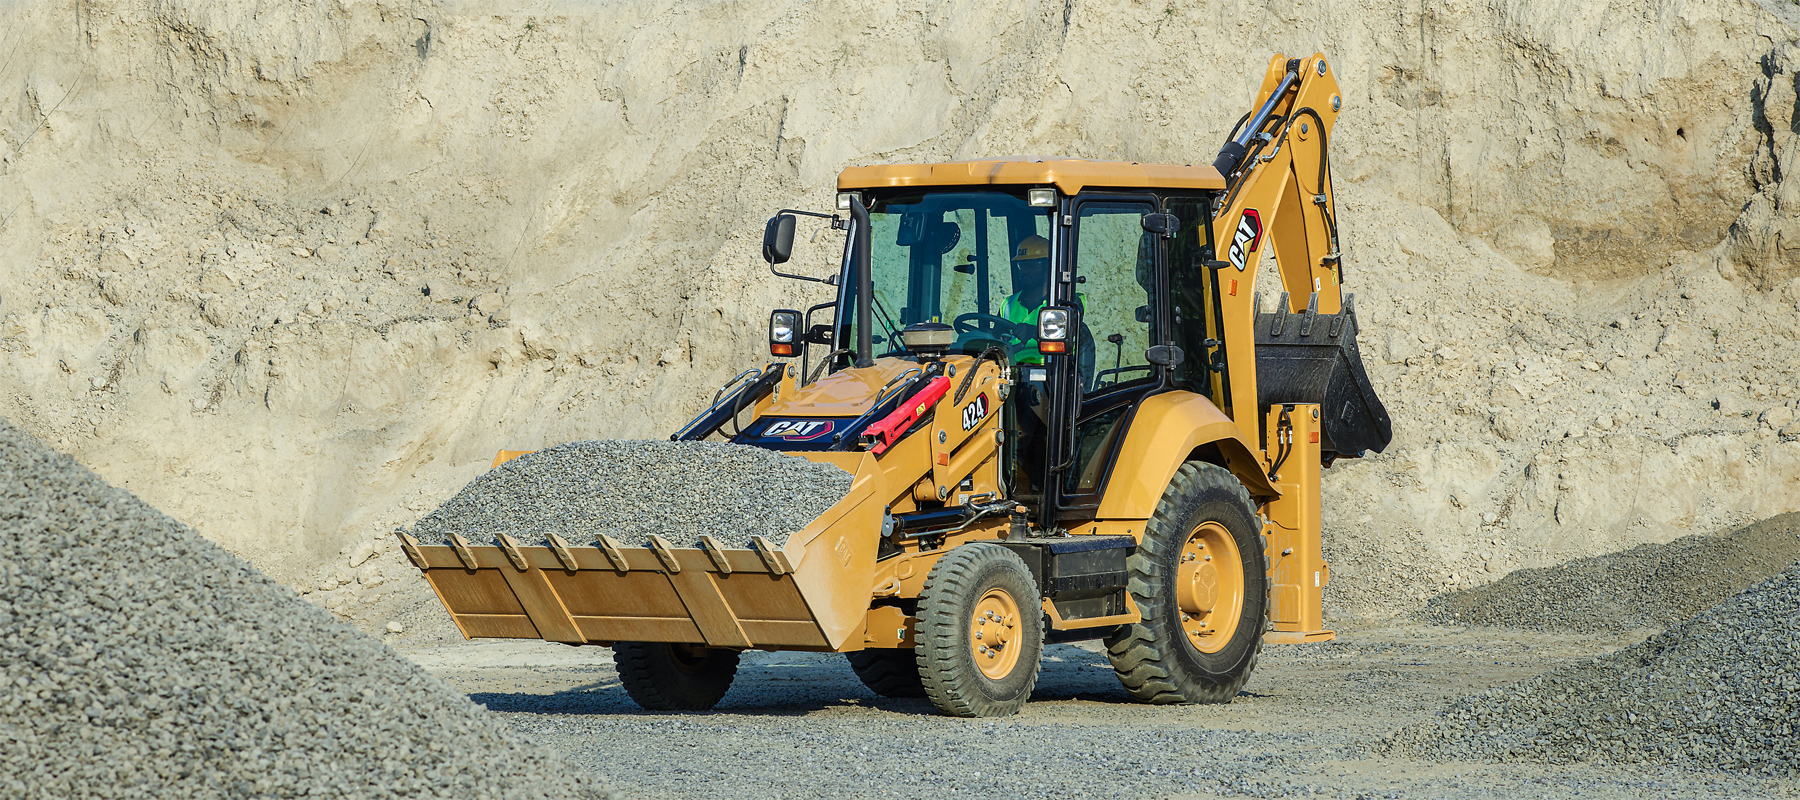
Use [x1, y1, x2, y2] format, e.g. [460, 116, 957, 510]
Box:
[407, 440, 853, 550]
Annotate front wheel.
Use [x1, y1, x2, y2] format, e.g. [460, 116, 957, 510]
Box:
[914, 543, 1044, 717]
[613, 641, 740, 711]
[1106, 461, 1268, 704]
[846, 648, 925, 698]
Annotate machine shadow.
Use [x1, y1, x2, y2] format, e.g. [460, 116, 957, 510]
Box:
[468, 643, 1133, 717]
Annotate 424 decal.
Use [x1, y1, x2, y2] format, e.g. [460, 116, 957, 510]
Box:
[960, 394, 990, 431]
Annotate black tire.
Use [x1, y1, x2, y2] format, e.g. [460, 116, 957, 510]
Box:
[612, 641, 740, 711]
[1105, 461, 1268, 704]
[915, 542, 1044, 717]
[845, 648, 926, 698]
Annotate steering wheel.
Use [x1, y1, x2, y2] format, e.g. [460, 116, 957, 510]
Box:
[954, 312, 1020, 338]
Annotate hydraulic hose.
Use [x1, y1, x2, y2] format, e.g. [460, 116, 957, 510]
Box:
[849, 196, 875, 369]
[1212, 63, 1300, 178]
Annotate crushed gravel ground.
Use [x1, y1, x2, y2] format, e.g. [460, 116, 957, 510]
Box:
[0, 418, 614, 800]
[1419, 513, 1800, 631]
[408, 440, 852, 549]
[408, 624, 1799, 800]
[1390, 563, 1800, 776]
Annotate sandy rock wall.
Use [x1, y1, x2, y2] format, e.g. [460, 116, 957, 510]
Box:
[1, 0, 1797, 622]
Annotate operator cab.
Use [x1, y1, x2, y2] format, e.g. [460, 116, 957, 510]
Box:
[758, 161, 1235, 528]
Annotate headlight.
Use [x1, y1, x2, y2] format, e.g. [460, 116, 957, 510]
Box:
[836, 192, 863, 211]
[1037, 308, 1070, 354]
[1028, 188, 1056, 207]
[769, 309, 802, 357]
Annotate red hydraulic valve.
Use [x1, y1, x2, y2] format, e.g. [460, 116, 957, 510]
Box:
[863, 376, 951, 455]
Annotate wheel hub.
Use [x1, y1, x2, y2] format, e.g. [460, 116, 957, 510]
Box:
[970, 588, 1022, 679]
[1175, 521, 1244, 654]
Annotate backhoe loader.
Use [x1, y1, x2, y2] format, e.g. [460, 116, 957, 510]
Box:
[399, 52, 1390, 717]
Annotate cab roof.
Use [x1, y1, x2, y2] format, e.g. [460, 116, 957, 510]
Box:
[837, 156, 1226, 194]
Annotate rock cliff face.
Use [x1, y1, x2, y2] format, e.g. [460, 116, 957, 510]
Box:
[1, 0, 1796, 623]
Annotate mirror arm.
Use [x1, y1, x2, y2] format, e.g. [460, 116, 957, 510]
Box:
[769, 264, 833, 284]
[776, 208, 836, 220]
[764, 208, 843, 283]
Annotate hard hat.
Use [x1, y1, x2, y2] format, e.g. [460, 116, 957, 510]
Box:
[1012, 235, 1050, 262]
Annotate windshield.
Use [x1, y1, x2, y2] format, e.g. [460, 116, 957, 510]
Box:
[843, 190, 1053, 359]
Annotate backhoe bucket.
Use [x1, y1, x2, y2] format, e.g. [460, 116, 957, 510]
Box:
[1254, 292, 1392, 458]
[398, 451, 887, 652]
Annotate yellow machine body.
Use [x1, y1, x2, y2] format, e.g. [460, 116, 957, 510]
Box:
[404, 52, 1375, 658]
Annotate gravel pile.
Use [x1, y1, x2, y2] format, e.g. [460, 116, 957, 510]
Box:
[1390, 562, 1800, 775]
[408, 440, 853, 549]
[1420, 513, 1800, 631]
[0, 418, 614, 800]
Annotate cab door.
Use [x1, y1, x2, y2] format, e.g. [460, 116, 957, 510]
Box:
[1046, 195, 1165, 520]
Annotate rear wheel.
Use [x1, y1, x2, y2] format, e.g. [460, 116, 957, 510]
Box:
[613, 641, 739, 711]
[915, 542, 1043, 717]
[1106, 461, 1268, 704]
[846, 648, 926, 698]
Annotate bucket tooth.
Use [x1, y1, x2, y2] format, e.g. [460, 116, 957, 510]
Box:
[396, 530, 427, 569]
[546, 533, 580, 571]
[449, 534, 479, 570]
[750, 535, 788, 575]
[498, 534, 529, 571]
[647, 534, 682, 573]
[1271, 291, 1290, 336]
[1300, 292, 1319, 337]
[699, 535, 733, 574]
[1329, 293, 1352, 338]
[595, 533, 631, 572]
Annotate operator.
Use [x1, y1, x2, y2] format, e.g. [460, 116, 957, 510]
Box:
[999, 235, 1053, 364]
[996, 234, 1070, 496]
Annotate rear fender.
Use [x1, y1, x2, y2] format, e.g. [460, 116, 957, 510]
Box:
[1095, 391, 1274, 520]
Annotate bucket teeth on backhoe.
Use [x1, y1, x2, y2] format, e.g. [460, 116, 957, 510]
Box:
[1262, 291, 1356, 342]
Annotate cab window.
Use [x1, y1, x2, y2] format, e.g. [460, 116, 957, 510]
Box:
[1070, 200, 1157, 397]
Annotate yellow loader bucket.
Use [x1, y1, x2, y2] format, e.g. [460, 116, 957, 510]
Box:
[398, 451, 885, 652]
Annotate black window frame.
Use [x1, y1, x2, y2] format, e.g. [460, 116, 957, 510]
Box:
[1047, 191, 1169, 519]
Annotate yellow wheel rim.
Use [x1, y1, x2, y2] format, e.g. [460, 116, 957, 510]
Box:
[970, 587, 1023, 680]
[1175, 521, 1245, 654]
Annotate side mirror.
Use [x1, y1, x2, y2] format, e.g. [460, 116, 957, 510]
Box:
[1141, 213, 1178, 237]
[763, 214, 797, 265]
[1146, 345, 1185, 367]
